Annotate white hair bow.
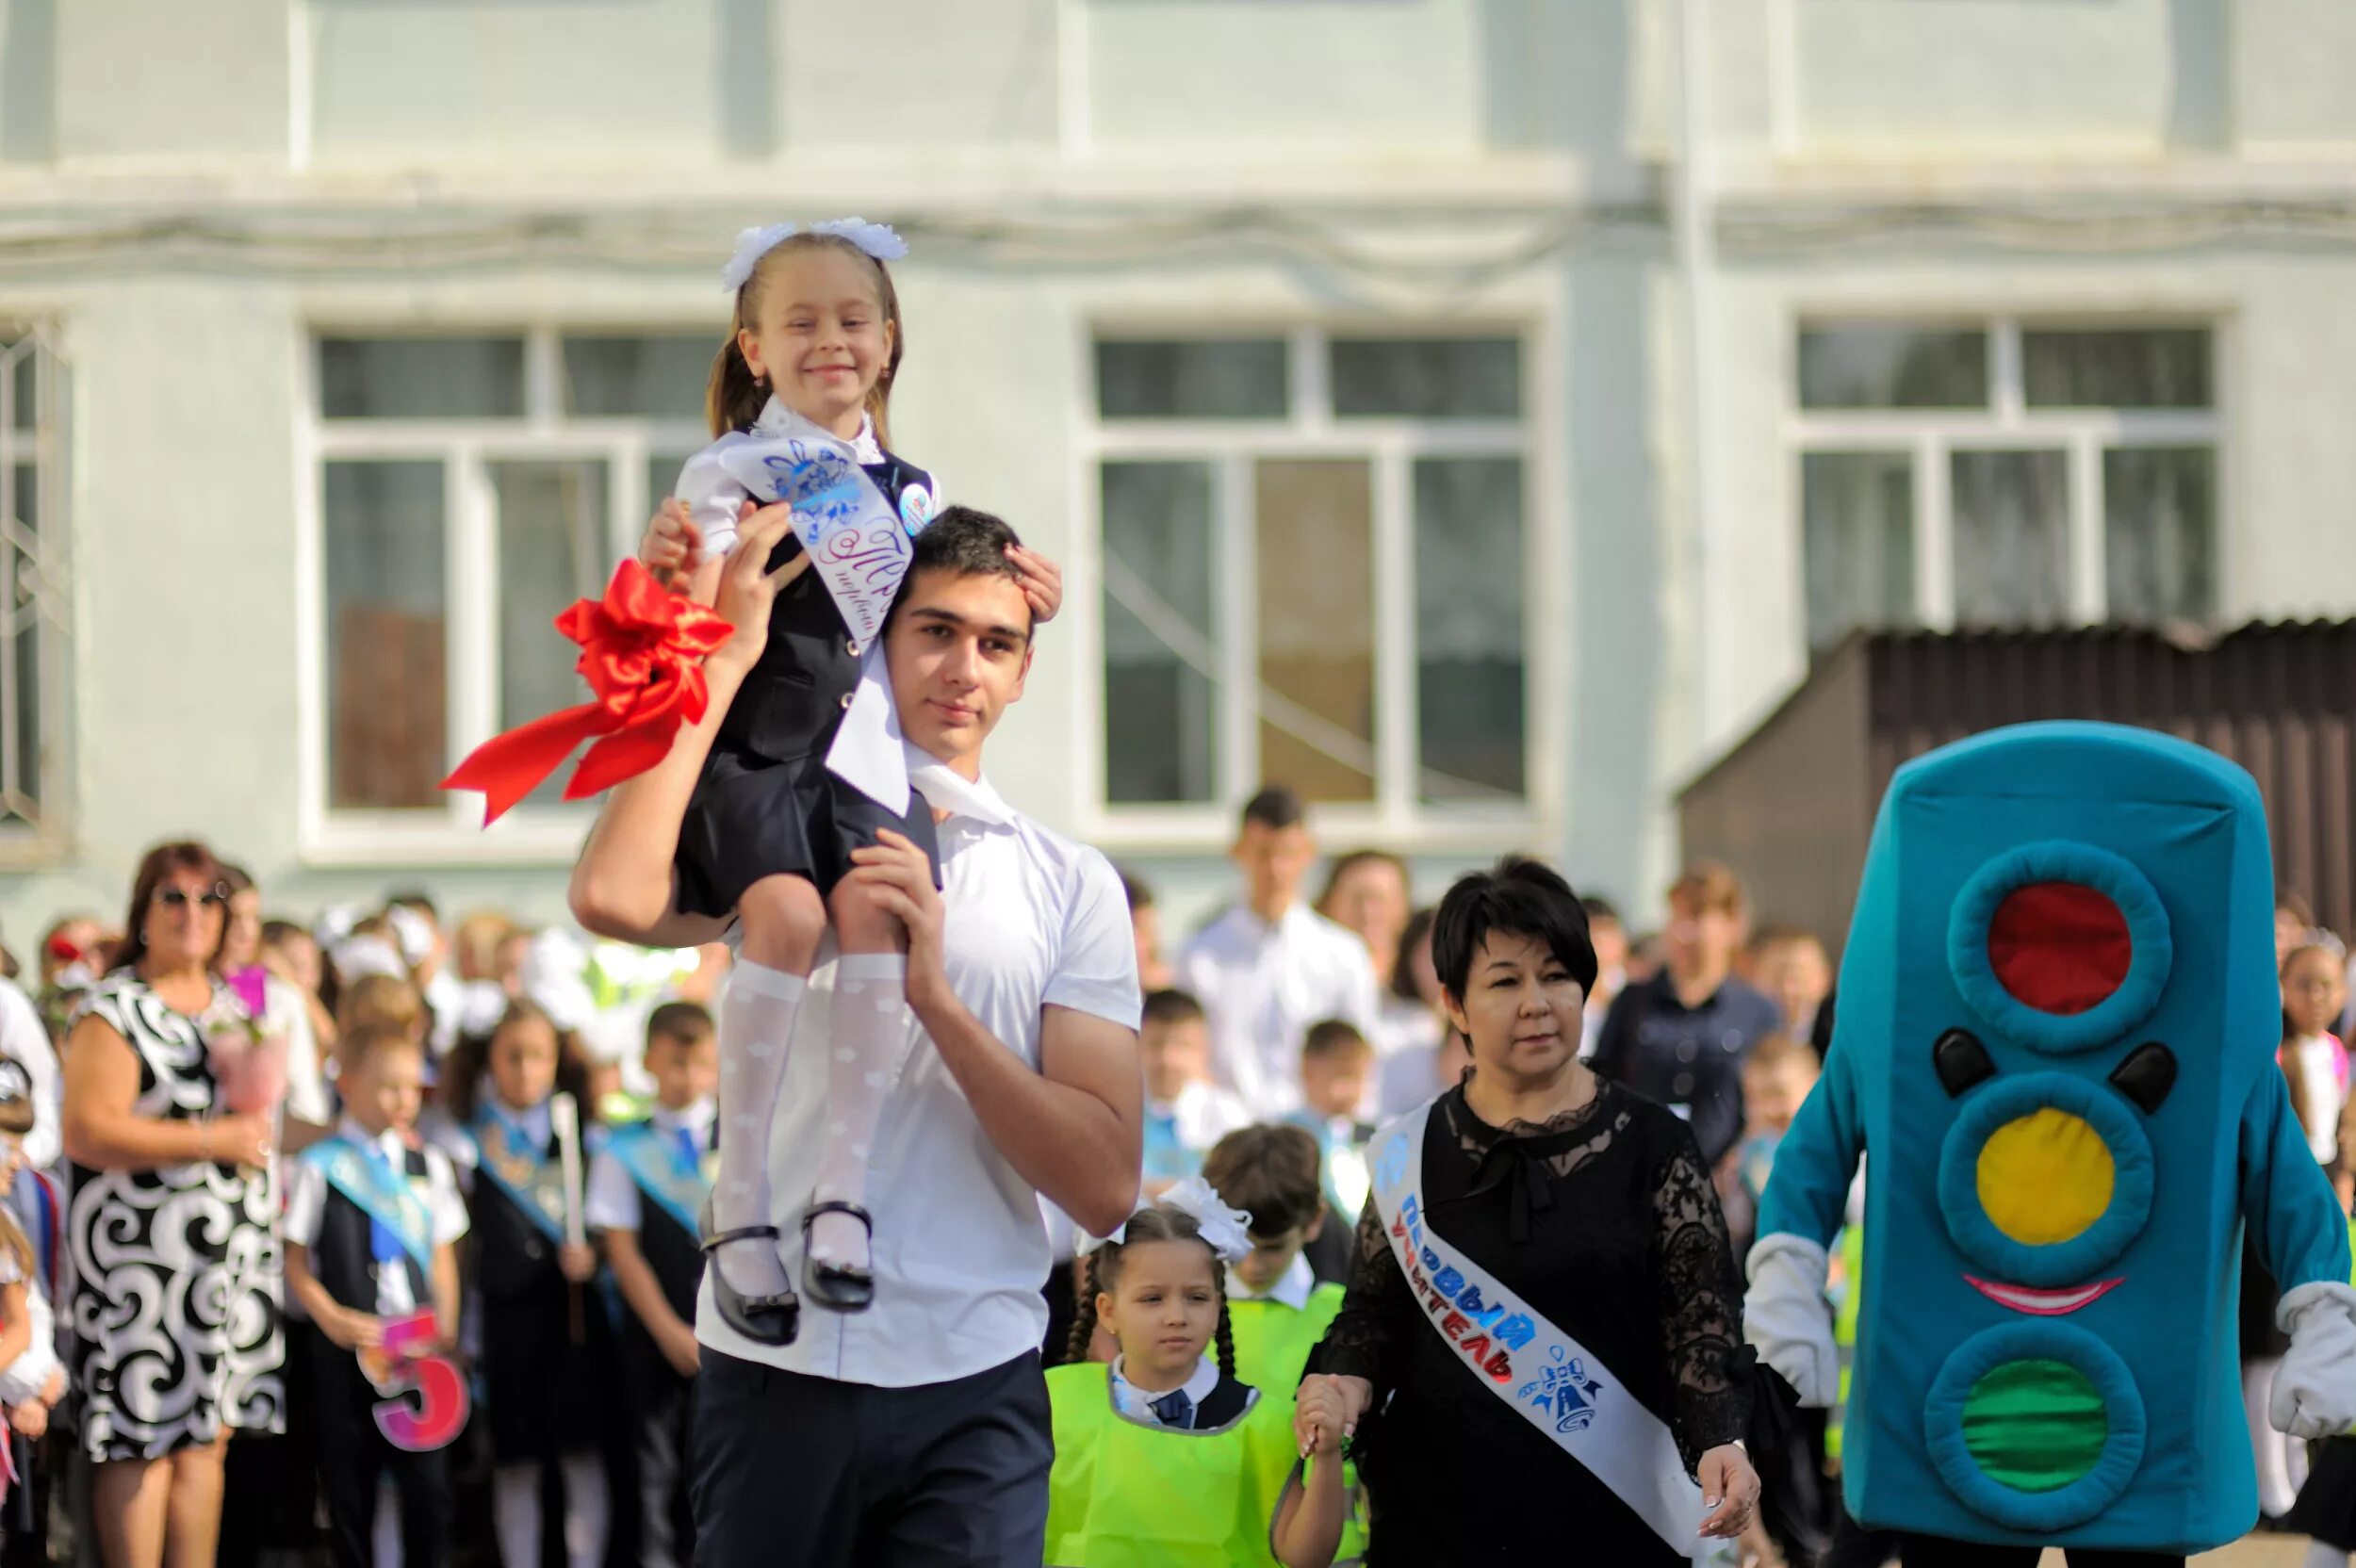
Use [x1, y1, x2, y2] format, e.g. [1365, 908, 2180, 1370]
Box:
[1090, 1176, 1255, 1265]
[722, 218, 909, 294]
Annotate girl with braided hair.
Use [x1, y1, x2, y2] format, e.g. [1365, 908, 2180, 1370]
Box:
[1046, 1181, 1348, 1567]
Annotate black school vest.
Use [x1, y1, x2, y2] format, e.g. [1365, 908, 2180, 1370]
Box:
[471, 1135, 564, 1305]
[716, 449, 938, 761]
[313, 1147, 434, 1315]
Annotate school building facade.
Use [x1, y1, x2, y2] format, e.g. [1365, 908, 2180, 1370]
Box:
[1, 0, 2354, 940]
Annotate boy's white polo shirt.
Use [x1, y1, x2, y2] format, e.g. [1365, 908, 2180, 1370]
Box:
[696, 765, 1143, 1387]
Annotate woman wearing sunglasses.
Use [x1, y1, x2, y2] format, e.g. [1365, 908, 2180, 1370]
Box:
[61, 841, 284, 1568]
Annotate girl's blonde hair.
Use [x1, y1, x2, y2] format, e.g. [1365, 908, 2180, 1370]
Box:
[337, 972, 425, 1050]
[706, 232, 906, 446]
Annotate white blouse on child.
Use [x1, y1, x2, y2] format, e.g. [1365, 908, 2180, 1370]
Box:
[1109, 1353, 1224, 1430]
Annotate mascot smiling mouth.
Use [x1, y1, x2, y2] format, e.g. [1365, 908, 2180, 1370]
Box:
[1964, 1275, 2126, 1316]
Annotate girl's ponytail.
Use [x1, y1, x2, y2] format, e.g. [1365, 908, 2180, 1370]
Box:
[1064, 1247, 1104, 1367]
[705, 335, 766, 439]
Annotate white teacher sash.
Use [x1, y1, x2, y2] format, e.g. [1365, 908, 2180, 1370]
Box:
[715, 403, 927, 813]
[1369, 1098, 1706, 1551]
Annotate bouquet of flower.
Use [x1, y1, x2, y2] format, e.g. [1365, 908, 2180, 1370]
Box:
[204, 969, 290, 1119]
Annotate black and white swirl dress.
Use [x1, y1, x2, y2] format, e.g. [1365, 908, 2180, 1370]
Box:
[68, 972, 284, 1462]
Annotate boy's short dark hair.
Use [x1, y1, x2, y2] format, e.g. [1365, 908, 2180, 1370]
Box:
[1140, 988, 1205, 1029]
[1117, 865, 1154, 912]
[889, 505, 1032, 638]
[342, 1020, 422, 1074]
[1579, 893, 1621, 925]
[646, 1000, 715, 1051]
[1747, 923, 1823, 956]
[1202, 1124, 1325, 1239]
[385, 890, 439, 919]
[260, 919, 307, 950]
[1431, 856, 1599, 1002]
[1301, 1019, 1373, 1064]
[1239, 785, 1304, 833]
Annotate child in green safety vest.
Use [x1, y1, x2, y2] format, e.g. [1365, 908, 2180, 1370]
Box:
[1203, 1125, 1371, 1563]
[1046, 1183, 1347, 1568]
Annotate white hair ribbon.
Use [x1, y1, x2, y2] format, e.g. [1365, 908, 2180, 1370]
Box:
[722, 218, 909, 294]
[1088, 1176, 1255, 1264]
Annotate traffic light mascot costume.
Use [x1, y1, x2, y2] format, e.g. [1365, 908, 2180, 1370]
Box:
[1744, 721, 2356, 1560]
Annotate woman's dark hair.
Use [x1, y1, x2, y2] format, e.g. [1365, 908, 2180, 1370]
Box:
[706, 231, 906, 444]
[1390, 906, 1437, 1005]
[440, 999, 595, 1126]
[1431, 856, 1599, 1004]
[1063, 1205, 1237, 1381]
[116, 841, 228, 974]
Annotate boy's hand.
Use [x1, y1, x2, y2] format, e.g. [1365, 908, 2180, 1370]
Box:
[8, 1400, 46, 1439]
[848, 830, 948, 1010]
[642, 498, 703, 589]
[322, 1304, 385, 1352]
[40, 1366, 63, 1405]
[659, 1320, 702, 1380]
[1006, 544, 1062, 624]
[559, 1243, 598, 1284]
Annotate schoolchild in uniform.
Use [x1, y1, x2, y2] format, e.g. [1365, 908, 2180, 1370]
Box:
[283, 1023, 468, 1568]
[584, 1002, 717, 1568]
[443, 1002, 610, 1568]
[1047, 1184, 1345, 1568]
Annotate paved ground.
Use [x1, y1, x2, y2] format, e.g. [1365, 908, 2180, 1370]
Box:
[2051, 1543, 2316, 1566]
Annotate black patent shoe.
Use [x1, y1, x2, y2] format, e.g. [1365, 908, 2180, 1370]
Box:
[800, 1200, 876, 1314]
[700, 1195, 799, 1346]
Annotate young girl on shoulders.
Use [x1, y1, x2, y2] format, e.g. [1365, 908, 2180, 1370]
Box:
[1047, 1181, 1346, 1568]
[629, 220, 1061, 1346]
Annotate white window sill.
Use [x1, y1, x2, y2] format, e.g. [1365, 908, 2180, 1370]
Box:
[0, 824, 72, 872]
[1078, 806, 1546, 859]
[301, 810, 590, 870]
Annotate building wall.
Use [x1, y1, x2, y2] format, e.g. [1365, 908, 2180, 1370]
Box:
[1, 0, 2354, 951]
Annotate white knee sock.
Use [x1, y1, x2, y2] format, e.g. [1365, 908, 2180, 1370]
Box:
[560, 1452, 611, 1568]
[372, 1475, 401, 1568]
[807, 955, 908, 1270]
[712, 959, 805, 1299]
[493, 1463, 539, 1568]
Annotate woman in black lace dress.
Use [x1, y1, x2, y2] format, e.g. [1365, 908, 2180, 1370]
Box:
[1296, 857, 1759, 1565]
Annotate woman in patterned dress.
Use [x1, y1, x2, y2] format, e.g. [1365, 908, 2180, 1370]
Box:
[60, 841, 284, 1568]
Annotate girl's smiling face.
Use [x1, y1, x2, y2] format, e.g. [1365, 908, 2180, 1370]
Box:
[737, 243, 894, 440]
[1099, 1238, 1220, 1391]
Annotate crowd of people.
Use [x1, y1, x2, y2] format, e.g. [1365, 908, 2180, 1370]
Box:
[0, 773, 2342, 1565]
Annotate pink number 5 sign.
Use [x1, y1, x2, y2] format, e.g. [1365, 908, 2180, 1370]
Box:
[366, 1309, 469, 1452]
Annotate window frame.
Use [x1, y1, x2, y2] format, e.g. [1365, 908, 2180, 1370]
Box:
[0, 323, 73, 866]
[1787, 314, 2225, 642]
[297, 322, 712, 866]
[1072, 322, 1555, 854]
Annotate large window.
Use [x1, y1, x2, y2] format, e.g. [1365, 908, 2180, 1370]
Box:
[309, 330, 711, 843]
[1794, 319, 2218, 650]
[1091, 331, 1531, 833]
[0, 328, 67, 851]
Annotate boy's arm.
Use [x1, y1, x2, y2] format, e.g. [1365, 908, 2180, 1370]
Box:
[430, 1242, 462, 1353]
[603, 1227, 698, 1376]
[285, 1242, 380, 1349]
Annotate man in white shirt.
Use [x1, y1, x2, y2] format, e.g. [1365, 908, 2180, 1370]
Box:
[1178, 786, 1382, 1119]
[569, 504, 1142, 1568]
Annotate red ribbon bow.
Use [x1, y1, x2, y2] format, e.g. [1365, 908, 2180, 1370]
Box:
[441, 561, 734, 825]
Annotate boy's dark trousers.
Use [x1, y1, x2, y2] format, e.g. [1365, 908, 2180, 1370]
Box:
[304, 1323, 453, 1568]
[627, 1352, 695, 1568]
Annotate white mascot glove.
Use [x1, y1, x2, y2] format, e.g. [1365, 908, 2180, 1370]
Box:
[2272, 1281, 2356, 1440]
[1744, 1234, 1841, 1410]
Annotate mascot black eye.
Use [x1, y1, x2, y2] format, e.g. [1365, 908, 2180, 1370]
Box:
[1934, 1029, 1997, 1099]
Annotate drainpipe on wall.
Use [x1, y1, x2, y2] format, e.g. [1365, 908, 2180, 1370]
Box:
[1669, 0, 1720, 752]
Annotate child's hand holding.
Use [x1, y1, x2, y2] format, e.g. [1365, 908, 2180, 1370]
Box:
[1006, 544, 1063, 624]
[559, 1243, 598, 1284]
[642, 498, 704, 590]
[9, 1398, 46, 1439]
[1294, 1373, 1366, 1459]
[321, 1303, 385, 1352]
[39, 1366, 63, 1405]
